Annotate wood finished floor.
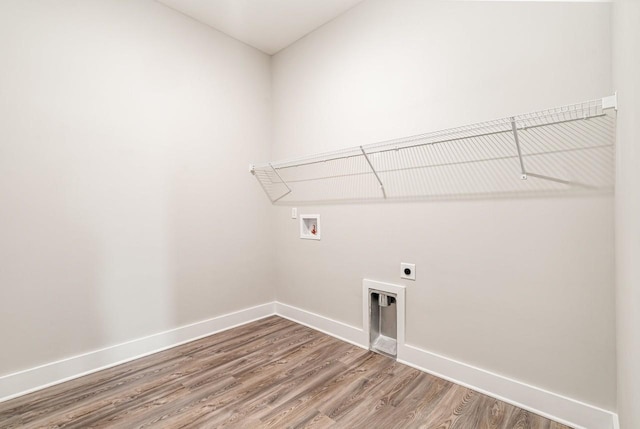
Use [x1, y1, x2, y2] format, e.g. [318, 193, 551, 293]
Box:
[0, 316, 571, 429]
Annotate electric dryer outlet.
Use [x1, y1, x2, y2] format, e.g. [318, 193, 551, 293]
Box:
[400, 263, 415, 280]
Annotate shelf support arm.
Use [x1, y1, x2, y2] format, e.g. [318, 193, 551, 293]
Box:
[269, 163, 292, 202]
[510, 117, 528, 180]
[360, 146, 387, 198]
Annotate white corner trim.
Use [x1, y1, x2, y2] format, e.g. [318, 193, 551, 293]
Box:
[275, 302, 367, 349]
[0, 302, 276, 403]
[612, 414, 620, 429]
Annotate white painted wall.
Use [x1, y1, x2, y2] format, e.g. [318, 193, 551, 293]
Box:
[0, 0, 274, 376]
[613, 1, 640, 428]
[0, 0, 621, 421]
[271, 0, 616, 410]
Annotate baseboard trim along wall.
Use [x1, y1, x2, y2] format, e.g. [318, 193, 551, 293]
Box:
[398, 346, 615, 429]
[0, 300, 617, 429]
[276, 301, 617, 429]
[0, 302, 276, 403]
[274, 301, 368, 348]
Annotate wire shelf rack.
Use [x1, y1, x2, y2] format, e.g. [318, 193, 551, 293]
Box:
[251, 95, 617, 204]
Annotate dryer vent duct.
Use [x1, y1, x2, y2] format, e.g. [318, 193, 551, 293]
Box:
[369, 290, 397, 357]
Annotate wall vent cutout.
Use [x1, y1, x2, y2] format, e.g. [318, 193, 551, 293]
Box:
[363, 279, 406, 360]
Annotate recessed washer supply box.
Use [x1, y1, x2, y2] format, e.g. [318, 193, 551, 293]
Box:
[300, 214, 320, 240]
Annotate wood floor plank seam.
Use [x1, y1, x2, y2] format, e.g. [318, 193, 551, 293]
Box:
[0, 316, 572, 429]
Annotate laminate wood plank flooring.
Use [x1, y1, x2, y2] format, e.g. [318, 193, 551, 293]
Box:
[0, 316, 572, 429]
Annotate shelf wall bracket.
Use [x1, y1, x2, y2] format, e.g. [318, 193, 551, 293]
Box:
[510, 117, 528, 180]
[269, 163, 292, 202]
[360, 146, 387, 198]
[602, 92, 617, 111]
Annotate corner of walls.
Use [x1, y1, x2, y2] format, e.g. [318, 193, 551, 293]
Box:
[612, 1, 640, 428]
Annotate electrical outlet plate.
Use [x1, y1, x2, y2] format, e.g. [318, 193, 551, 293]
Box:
[400, 262, 415, 280]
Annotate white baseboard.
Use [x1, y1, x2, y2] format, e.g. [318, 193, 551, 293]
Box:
[0, 302, 275, 403]
[612, 414, 620, 429]
[398, 345, 616, 429]
[275, 301, 617, 429]
[0, 300, 618, 429]
[275, 302, 367, 348]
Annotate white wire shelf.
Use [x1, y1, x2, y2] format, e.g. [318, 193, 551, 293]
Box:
[251, 95, 617, 204]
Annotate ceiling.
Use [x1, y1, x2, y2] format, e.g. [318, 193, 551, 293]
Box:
[156, 0, 365, 55]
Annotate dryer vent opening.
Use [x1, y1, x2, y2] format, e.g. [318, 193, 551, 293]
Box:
[369, 290, 398, 358]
